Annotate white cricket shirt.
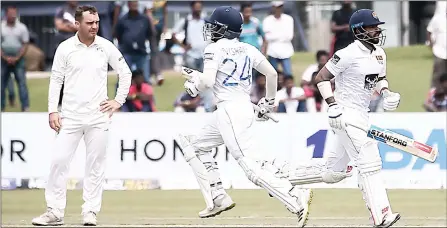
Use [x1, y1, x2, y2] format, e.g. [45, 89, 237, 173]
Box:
[262, 13, 294, 59]
[202, 38, 267, 104]
[48, 34, 131, 115]
[325, 40, 386, 112]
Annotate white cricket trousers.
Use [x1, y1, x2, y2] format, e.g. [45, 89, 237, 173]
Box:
[45, 112, 110, 217]
[325, 106, 379, 171]
[326, 106, 393, 225]
[190, 100, 254, 160]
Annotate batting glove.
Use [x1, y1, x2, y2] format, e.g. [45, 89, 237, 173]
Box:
[184, 80, 200, 97]
[255, 97, 275, 121]
[382, 90, 400, 111]
[327, 102, 345, 130]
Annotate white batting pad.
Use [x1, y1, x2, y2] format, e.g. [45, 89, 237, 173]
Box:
[197, 151, 225, 199]
[238, 158, 304, 214]
[358, 170, 392, 225]
[261, 159, 352, 186]
[177, 134, 214, 210]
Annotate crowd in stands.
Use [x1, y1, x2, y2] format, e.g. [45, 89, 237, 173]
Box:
[1, 1, 445, 113]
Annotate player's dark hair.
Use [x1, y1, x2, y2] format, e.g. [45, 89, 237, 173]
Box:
[284, 76, 294, 82]
[240, 2, 252, 12]
[439, 73, 447, 83]
[6, 5, 17, 12]
[316, 50, 329, 61]
[75, 5, 98, 22]
[132, 69, 144, 80]
[190, 1, 202, 8]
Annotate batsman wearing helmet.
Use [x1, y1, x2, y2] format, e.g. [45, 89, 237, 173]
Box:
[177, 6, 311, 227]
[262, 9, 401, 228]
[313, 9, 401, 227]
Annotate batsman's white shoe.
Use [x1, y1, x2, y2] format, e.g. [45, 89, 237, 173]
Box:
[199, 194, 236, 218]
[375, 213, 401, 228]
[297, 189, 313, 227]
[83, 212, 97, 226]
[31, 209, 64, 226]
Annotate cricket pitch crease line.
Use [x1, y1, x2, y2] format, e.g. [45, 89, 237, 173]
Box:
[3, 225, 447, 228]
[133, 216, 446, 220]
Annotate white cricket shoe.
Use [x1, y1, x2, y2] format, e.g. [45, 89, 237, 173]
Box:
[297, 189, 313, 227]
[83, 211, 97, 226]
[198, 194, 236, 218]
[31, 208, 64, 226]
[375, 213, 401, 228]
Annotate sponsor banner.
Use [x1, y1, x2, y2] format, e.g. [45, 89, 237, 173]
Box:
[1, 113, 446, 189]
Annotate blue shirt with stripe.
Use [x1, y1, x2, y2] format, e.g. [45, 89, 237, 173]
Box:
[239, 17, 264, 50]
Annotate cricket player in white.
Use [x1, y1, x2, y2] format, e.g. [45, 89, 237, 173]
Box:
[178, 6, 310, 227]
[270, 9, 401, 228]
[32, 5, 131, 226]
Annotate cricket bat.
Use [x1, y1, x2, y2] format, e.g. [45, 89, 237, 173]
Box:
[365, 125, 438, 163]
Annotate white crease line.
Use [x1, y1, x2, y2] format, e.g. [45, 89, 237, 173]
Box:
[2, 226, 447, 228]
[134, 216, 446, 220]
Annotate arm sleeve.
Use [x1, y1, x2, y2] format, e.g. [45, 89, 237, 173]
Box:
[253, 48, 277, 100]
[48, 45, 66, 113]
[108, 42, 132, 105]
[172, 18, 186, 34]
[280, 15, 294, 42]
[263, 16, 280, 42]
[20, 25, 30, 43]
[199, 44, 220, 90]
[324, 50, 350, 78]
[379, 52, 387, 78]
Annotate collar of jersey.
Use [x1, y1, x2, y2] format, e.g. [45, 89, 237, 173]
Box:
[74, 32, 99, 47]
[354, 40, 375, 53]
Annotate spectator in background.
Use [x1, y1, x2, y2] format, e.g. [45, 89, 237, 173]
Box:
[240, 2, 267, 81]
[172, 1, 206, 72]
[330, 1, 355, 55]
[174, 91, 205, 113]
[424, 73, 447, 112]
[54, 1, 78, 46]
[240, 2, 267, 55]
[1, 8, 17, 108]
[115, 1, 154, 83]
[172, 1, 214, 112]
[113, 0, 152, 28]
[1, 5, 30, 112]
[263, 1, 294, 76]
[277, 70, 285, 90]
[250, 74, 266, 104]
[426, 2, 446, 87]
[147, 0, 167, 85]
[24, 32, 45, 71]
[5, 79, 15, 108]
[301, 50, 329, 112]
[54, 1, 79, 111]
[274, 76, 306, 113]
[122, 69, 156, 112]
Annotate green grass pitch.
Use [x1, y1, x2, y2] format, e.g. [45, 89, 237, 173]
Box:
[2, 189, 446, 226]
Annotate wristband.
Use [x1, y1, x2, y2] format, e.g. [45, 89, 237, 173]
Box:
[375, 79, 389, 95]
[316, 81, 334, 100]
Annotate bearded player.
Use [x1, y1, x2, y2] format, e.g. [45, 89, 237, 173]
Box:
[276, 9, 401, 227]
[177, 6, 311, 227]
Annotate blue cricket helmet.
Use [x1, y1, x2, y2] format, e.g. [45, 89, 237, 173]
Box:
[203, 6, 243, 42]
[349, 9, 386, 46]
